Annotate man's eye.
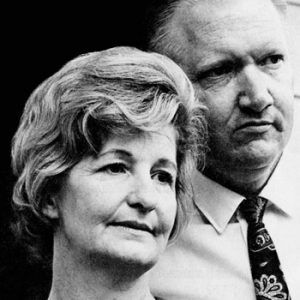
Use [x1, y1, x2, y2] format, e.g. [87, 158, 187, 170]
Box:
[260, 54, 284, 67]
[208, 65, 234, 77]
[99, 163, 127, 174]
[200, 63, 235, 79]
[196, 63, 235, 88]
[152, 171, 175, 186]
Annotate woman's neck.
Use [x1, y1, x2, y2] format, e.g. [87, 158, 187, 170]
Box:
[48, 240, 155, 300]
[48, 277, 154, 300]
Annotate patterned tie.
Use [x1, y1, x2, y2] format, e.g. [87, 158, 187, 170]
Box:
[239, 196, 291, 300]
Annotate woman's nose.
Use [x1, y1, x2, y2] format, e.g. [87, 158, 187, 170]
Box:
[126, 176, 158, 213]
[238, 66, 274, 113]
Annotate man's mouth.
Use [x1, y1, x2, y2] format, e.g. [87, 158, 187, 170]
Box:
[236, 120, 273, 133]
[238, 120, 272, 128]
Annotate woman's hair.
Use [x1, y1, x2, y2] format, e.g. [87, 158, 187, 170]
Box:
[11, 46, 207, 264]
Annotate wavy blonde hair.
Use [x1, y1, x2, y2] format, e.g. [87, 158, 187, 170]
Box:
[11, 46, 207, 263]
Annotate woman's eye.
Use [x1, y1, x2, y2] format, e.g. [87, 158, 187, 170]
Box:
[153, 171, 175, 186]
[99, 163, 127, 174]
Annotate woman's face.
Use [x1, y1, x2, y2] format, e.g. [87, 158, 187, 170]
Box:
[55, 125, 178, 269]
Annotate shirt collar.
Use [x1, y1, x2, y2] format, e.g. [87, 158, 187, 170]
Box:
[192, 169, 244, 234]
[192, 149, 298, 234]
[261, 149, 299, 218]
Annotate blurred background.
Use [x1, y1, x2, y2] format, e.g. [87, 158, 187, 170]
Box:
[0, 1, 299, 299]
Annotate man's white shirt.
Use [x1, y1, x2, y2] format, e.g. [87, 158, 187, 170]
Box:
[150, 103, 300, 299]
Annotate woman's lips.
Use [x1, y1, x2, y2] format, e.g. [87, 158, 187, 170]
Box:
[110, 220, 155, 235]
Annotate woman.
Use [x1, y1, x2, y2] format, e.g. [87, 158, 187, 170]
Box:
[11, 46, 207, 299]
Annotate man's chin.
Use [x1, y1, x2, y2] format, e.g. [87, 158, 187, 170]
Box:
[205, 149, 282, 195]
[208, 144, 282, 172]
[237, 143, 282, 167]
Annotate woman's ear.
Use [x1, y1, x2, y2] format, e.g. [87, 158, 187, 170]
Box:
[42, 195, 59, 219]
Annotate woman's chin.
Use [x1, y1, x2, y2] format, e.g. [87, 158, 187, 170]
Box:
[96, 234, 163, 269]
[107, 247, 159, 272]
[79, 242, 160, 275]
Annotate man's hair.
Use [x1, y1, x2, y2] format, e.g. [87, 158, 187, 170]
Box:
[11, 46, 207, 264]
[142, 0, 288, 61]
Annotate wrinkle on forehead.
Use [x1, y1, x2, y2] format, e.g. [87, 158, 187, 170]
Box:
[168, 0, 287, 63]
[180, 0, 283, 38]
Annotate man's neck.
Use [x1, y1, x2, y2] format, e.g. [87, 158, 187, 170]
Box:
[203, 155, 281, 197]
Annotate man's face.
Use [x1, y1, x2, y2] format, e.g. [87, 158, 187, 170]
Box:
[169, 0, 294, 190]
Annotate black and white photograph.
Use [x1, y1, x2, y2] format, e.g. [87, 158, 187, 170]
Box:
[1, 1, 299, 299]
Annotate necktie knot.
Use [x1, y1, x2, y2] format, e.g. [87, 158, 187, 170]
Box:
[239, 196, 268, 224]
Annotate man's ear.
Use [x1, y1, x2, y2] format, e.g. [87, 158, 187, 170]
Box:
[42, 195, 59, 219]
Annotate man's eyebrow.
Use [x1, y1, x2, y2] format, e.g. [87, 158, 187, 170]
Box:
[196, 57, 237, 71]
[193, 60, 235, 80]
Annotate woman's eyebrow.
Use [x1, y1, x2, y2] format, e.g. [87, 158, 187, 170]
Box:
[155, 158, 178, 173]
[97, 149, 133, 160]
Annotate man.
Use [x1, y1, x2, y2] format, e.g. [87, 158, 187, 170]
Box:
[141, 0, 300, 299]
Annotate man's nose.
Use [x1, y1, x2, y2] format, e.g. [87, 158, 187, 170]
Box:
[127, 176, 157, 213]
[237, 66, 274, 113]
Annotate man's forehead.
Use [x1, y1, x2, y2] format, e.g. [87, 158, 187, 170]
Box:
[173, 0, 281, 33]
[163, 0, 288, 72]
[170, 0, 285, 49]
